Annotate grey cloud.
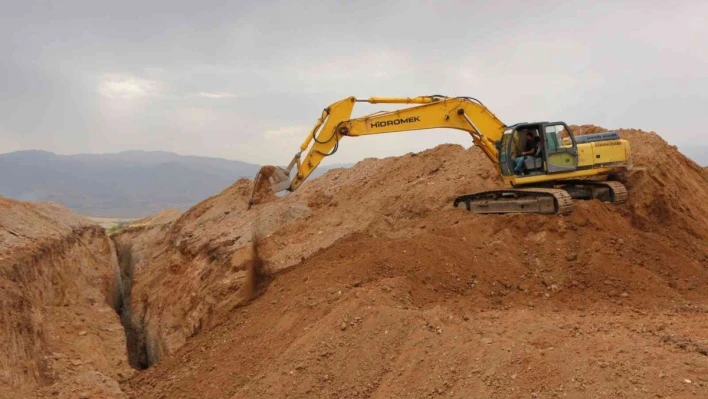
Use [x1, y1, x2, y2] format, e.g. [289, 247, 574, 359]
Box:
[1, 0, 707, 165]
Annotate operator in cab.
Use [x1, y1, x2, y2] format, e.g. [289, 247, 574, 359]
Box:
[513, 131, 539, 175]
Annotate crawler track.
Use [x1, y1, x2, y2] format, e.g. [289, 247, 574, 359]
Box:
[595, 181, 628, 204]
[453, 188, 574, 215]
[559, 180, 629, 204]
[454, 180, 627, 216]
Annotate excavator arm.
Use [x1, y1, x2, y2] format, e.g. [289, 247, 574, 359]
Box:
[249, 95, 507, 205]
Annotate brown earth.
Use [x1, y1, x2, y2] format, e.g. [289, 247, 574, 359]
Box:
[102, 126, 708, 398]
[3, 125, 706, 398]
[110, 140, 504, 369]
[0, 198, 132, 399]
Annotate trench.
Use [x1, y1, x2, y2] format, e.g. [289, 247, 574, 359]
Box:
[108, 230, 269, 372]
[112, 238, 151, 370]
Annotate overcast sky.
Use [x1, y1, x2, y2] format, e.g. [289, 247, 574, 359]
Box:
[1, 0, 706, 166]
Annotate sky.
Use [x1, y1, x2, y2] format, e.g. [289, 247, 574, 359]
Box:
[1, 0, 707, 166]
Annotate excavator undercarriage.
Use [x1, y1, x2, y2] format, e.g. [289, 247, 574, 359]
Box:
[452, 180, 627, 215]
[454, 188, 574, 215]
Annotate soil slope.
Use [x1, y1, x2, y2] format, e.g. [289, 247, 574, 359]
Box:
[0, 198, 132, 399]
[117, 127, 708, 398]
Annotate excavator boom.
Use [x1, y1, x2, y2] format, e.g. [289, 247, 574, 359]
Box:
[250, 96, 505, 202]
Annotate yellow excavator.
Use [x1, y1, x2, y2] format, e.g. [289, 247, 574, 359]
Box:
[248, 95, 632, 215]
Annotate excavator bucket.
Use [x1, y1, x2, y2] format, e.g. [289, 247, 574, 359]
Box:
[247, 165, 291, 209]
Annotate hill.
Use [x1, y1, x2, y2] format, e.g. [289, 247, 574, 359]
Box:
[109, 127, 708, 399]
[0, 150, 346, 218]
[0, 197, 131, 398]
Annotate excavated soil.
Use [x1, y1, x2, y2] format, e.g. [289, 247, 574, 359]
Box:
[6, 125, 705, 398]
[0, 198, 132, 399]
[108, 126, 708, 398]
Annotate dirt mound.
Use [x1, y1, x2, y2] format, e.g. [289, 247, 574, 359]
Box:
[108, 145, 503, 365]
[116, 128, 708, 398]
[572, 125, 708, 244]
[127, 205, 708, 398]
[0, 198, 132, 398]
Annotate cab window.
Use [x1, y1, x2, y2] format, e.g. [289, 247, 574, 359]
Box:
[545, 124, 572, 150]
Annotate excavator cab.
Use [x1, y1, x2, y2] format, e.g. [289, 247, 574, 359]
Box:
[498, 122, 579, 178]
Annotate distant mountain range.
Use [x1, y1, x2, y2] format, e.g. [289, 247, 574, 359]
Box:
[0, 150, 348, 217]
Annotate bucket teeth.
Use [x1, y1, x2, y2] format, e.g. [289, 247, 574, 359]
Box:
[247, 166, 292, 209]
